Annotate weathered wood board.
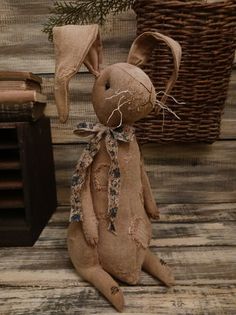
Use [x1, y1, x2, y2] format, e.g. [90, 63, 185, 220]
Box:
[1, 246, 236, 286]
[53, 141, 236, 205]
[52, 203, 236, 223]
[41, 72, 236, 143]
[24, 221, 236, 248]
[0, 1, 136, 73]
[0, 205, 236, 314]
[1, 285, 236, 315]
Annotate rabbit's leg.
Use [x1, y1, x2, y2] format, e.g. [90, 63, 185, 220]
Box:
[142, 249, 175, 287]
[68, 222, 124, 312]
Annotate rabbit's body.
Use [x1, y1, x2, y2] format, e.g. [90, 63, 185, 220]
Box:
[90, 137, 151, 284]
[54, 24, 182, 312]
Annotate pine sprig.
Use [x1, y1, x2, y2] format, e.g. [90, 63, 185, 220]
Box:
[43, 0, 135, 41]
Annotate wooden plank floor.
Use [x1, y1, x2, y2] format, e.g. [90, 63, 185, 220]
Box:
[0, 204, 236, 314]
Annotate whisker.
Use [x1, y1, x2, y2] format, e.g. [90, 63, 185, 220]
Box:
[156, 90, 185, 105]
[155, 97, 181, 132]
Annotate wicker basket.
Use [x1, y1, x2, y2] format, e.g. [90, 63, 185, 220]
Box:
[133, 0, 236, 143]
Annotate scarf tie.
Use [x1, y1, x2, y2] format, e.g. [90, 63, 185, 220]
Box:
[70, 122, 135, 234]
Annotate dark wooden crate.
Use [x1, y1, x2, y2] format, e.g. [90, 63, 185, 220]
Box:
[0, 117, 57, 246]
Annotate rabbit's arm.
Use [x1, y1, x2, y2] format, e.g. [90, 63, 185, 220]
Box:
[140, 159, 160, 220]
[80, 167, 98, 246]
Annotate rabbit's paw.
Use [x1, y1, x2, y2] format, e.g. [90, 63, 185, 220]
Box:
[85, 234, 99, 247]
[82, 220, 99, 247]
[148, 208, 160, 220]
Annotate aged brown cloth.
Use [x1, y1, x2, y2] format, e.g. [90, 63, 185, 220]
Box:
[70, 122, 135, 234]
[53, 24, 102, 123]
[53, 24, 182, 312]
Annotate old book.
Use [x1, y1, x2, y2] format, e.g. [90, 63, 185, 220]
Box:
[0, 102, 46, 122]
[0, 90, 47, 104]
[0, 80, 41, 92]
[0, 71, 42, 84]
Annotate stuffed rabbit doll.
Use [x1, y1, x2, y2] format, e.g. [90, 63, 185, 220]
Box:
[53, 25, 181, 312]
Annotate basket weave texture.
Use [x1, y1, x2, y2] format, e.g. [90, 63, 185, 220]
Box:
[134, 0, 236, 143]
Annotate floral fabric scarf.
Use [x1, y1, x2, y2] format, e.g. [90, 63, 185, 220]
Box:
[70, 122, 135, 234]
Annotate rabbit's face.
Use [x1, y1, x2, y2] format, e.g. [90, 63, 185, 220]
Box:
[92, 63, 156, 127]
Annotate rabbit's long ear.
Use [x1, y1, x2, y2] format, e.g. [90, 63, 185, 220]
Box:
[53, 24, 102, 123]
[127, 32, 181, 105]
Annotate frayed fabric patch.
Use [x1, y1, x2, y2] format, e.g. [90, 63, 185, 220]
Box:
[93, 164, 109, 191]
[128, 216, 151, 249]
[139, 190, 144, 205]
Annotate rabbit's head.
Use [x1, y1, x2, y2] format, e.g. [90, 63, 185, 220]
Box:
[53, 25, 181, 126]
[92, 62, 155, 127]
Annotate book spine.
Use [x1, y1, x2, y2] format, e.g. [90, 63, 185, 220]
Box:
[0, 72, 42, 84]
[0, 81, 41, 92]
[0, 103, 45, 122]
[0, 90, 46, 103]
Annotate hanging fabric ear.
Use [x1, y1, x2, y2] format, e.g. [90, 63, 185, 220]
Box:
[84, 32, 103, 77]
[53, 24, 102, 123]
[127, 32, 181, 108]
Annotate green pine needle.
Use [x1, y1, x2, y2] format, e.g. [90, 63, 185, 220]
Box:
[43, 0, 135, 41]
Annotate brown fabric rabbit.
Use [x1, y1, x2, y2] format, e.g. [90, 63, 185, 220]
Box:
[53, 24, 181, 312]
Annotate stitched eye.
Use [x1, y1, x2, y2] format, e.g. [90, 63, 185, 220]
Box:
[105, 81, 110, 90]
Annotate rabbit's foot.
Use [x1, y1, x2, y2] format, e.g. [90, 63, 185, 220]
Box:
[80, 266, 125, 312]
[142, 249, 175, 287]
[148, 210, 160, 220]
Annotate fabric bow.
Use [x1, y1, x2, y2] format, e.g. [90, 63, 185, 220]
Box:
[70, 122, 135, 234]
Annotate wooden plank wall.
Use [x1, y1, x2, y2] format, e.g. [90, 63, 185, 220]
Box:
[0, 1, 236, 314]
[1, 1, 235, 206]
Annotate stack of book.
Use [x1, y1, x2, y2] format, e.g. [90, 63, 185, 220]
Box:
[0, 71, 47, 122]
